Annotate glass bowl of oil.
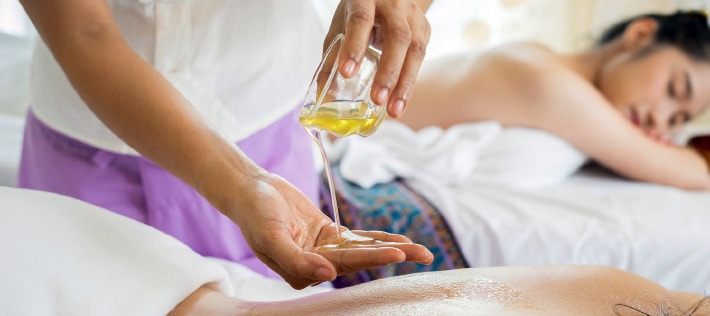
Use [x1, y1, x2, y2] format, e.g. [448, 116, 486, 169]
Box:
[299, 33, 385, 137]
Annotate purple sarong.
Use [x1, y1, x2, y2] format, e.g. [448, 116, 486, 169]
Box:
[18, 107, 317, 279]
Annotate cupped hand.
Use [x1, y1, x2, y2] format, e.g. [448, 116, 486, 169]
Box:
[228, 171, 433, 290]
[325, 0, 432, 118]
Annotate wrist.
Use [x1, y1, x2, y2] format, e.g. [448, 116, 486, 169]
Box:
[190, 135, 266, 216]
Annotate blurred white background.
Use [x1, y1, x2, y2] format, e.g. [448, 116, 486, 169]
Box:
[2, 0, 710, 120]
[0, 0, 34, 117]
[313, 0, 710, 123]
[423, 0, 708, 58]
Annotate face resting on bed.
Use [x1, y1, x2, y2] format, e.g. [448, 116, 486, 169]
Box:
[170, 265, 708, 315]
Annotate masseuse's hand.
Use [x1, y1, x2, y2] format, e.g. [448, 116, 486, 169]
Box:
[325, 0, 433, 118]
[228, 171, 433, 290]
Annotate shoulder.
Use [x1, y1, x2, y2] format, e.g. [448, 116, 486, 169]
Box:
[476, 43, 597, 117]
[478, 42, 560, 75]
[475, 43, 581, 100]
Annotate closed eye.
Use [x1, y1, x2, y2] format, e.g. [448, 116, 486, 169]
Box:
[668, 72, 692, 101]
[669, 111, 691, 128]
[667, 81, 677, 99]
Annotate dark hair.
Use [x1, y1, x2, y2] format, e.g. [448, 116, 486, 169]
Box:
[613, 296, 710, 316]
[598, 11, 710, 61]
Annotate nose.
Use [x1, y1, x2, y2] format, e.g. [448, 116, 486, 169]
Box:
[645, 108, 671, 135]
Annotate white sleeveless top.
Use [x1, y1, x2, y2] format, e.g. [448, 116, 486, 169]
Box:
[29, 0, 325, 155]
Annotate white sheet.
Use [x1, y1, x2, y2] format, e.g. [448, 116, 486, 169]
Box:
[0, 187, 230, 315]
[0, 187, 330, 315]
[336, 121, 710, 293]
[438, 165, 710, 294]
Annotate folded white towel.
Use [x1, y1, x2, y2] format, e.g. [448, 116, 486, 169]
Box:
[332, 120, 502, 188]
[334, 120, 587, 189]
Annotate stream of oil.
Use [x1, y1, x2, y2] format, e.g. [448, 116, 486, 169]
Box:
[301, 127, 377, 250]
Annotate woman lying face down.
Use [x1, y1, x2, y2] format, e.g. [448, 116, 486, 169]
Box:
[400, 11, 710, 190]
[170, 265, 708, 315]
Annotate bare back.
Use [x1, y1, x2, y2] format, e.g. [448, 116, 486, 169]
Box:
[171, 265, 707, 315]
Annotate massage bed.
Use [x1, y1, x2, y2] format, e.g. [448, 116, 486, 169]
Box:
[327, 120, 710, 294]
[2, 110, 709, 294]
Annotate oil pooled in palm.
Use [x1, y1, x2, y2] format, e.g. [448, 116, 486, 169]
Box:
[317, 230, 381, 251]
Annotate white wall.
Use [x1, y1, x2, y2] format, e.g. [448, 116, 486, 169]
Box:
[0, 0, 34, 117]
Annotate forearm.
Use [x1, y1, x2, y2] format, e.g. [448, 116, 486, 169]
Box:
[563, 118, 710, 190]
[64, 41, 261, 202]
[22, 0, 260, 211]
[566, 112, 710, 190]
[529, 70, 710, 191]
[621, 146, 710, 190]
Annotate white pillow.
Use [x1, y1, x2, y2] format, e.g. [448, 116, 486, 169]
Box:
[474, 127, 588, 188]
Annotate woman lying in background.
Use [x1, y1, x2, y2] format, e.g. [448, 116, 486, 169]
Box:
[2, 187, 706, 315]
[401, 11, 710, 190]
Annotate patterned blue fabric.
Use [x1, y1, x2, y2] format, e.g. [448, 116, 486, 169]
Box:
[320, 165, 468, 288]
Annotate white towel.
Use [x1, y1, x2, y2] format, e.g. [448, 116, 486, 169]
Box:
[0, 187, 332, 315]
[0, 187, 233, 315]
[332, 120, 503, 188]
[334, 120, 587, 189]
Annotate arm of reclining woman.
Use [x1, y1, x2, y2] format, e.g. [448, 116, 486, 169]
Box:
[405, 49, 710, 191]
[483, 54, 710, 190]
[531, 66, 710, 191]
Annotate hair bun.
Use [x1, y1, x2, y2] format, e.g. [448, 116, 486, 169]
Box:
[686, 9, 708, 20]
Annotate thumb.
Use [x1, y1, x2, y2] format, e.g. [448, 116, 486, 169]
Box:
[267, 232, 337, 282]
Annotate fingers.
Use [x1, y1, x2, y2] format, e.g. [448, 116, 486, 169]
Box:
[259, 256, 324, 290]
[350, 230, 412, 243]
[371, 9, 411, 110]
[337, 0, 430, 118]
[320, 242, 434, 275]
[319, 247, 406, 274]
[376, 242, 433, 264]
[262, 231, 337, 289]
[339, 0, 377, 78]
[332, 242, 433, 264]
[371, 1, 430, 118]
[392, 22, 430, 117]
[321, 229, 434, 265]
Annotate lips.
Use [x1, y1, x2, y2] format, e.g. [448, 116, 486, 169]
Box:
[629, 108, 642, 128]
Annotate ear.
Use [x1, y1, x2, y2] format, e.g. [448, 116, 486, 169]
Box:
[621, 17, 659, 51]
